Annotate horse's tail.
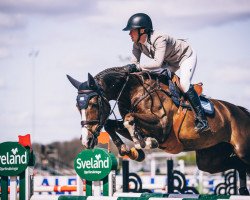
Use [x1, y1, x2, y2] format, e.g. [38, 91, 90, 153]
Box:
[237, 106, 250, 118]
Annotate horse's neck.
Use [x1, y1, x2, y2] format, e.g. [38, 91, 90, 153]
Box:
[99, 74, 129, 100]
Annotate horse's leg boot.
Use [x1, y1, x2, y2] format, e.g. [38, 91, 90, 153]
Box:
[127, 147, 145, 162]
[185, 85, 210, 133]
[118, 144, 146, 162]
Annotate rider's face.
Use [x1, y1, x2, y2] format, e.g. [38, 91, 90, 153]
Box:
[129, 29, 146, 43]
[129, 29, 139, 42]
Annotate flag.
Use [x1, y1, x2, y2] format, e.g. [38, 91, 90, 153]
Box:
[18, 134, 32, 148]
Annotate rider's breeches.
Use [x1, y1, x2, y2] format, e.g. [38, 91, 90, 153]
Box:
[179, 50, 197, 93]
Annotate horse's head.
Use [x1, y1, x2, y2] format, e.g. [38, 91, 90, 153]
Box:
[67, 73, 111, 149]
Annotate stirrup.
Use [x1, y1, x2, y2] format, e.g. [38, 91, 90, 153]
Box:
[195, 119, 210, 132]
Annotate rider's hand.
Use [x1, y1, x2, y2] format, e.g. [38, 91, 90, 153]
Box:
[126, 64, 141, 73]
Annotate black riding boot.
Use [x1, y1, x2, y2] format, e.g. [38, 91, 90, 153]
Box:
[185, 85, 209, 132]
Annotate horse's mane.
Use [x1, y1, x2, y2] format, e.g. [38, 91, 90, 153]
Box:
[238, 106, 250, 118]
[94, 66, 127, 82]
[94, 66, 169, 85]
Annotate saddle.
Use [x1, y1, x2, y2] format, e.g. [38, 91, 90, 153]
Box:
[171, 74, 214, 115]
[133, 70, 214, 115]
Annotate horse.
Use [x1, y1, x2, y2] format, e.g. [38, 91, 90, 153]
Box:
[67, 66, 250, 195]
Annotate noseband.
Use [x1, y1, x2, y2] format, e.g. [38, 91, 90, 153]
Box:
[77, 89, 110, 139]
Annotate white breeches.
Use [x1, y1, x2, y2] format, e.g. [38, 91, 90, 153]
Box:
[179, 50, 197, 93]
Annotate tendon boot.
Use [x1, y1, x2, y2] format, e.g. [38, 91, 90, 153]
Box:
[185, 85, 210, 132]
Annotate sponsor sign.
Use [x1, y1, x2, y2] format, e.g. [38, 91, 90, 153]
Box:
[74, 148, 116, 181]
[0, 142, 29, 176]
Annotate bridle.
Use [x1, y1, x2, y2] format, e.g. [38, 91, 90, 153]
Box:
[77, 89, 110, 139]
[77, 74, 130, 140]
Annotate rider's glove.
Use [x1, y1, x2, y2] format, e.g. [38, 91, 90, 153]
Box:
[126, 64, 141, 73]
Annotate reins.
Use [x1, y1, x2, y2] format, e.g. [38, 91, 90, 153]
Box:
[109, 75, 130, 117]
[81, 71, 179, 141]
[130, 74, 172, 115]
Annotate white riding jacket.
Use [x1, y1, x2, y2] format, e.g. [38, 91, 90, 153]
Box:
[131, 31, 193, 73]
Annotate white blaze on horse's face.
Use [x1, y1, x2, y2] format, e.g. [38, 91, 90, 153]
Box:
[80, 109, 89, 147]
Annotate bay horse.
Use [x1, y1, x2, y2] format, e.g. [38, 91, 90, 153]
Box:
[67, 66, 250, 194]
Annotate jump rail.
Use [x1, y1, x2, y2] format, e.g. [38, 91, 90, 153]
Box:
[0, 135, 249, 200]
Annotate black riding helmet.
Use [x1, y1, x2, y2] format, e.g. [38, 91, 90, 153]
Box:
[123, 13, 153, 43]
[123, 13, 153, 31]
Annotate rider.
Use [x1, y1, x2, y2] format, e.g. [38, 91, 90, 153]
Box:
[123, 13, 209, 133]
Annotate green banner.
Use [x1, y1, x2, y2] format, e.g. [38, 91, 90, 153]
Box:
[74, 148, 116, 181]
[0, 142, 29, 176]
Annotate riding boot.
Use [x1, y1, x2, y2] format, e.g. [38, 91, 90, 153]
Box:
[185, 85, 210, 132]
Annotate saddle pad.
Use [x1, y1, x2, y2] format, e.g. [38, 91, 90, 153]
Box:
[200, 95, 215, 115]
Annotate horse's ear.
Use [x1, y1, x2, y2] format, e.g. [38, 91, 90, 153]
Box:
[66, 74, 81, 89]
[87, 73, 99, 91]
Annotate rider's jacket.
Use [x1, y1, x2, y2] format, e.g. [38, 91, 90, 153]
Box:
[131, 31, 193, 73]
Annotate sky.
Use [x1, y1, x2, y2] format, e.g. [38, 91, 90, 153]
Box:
[0, 0, 250, 144]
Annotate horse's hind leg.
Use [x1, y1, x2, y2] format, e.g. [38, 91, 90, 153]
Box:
[238, 168, 250, 195]
[231, 131, 250, 194]
[228, 158, 250, 195]
[196, 143, 249, 195]
[104, 119, 145, 162]
[229, 156, 250, 195]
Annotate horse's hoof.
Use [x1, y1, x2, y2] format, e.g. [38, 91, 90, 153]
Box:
[151, 138, 159, 148]
[239, 187, 250, 195]
[119, 144, 130, 156]
[136, 149, 145, 162]
[128, 147, 145, 162]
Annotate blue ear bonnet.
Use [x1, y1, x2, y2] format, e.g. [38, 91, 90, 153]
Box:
[76, 92, 98, 109]
[76, 80, 103, 109]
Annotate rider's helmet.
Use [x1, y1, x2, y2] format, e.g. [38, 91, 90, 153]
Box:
[123, 13, 153, 32]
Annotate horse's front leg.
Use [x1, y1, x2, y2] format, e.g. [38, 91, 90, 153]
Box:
[104, 119, 145, 162]
[123, 115, 146, 149]
[123, 113, 163, 149]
